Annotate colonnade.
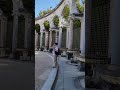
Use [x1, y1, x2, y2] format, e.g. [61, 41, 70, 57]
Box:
[0, 0, 34, 60]
[9, 11, 33, 60]
[0, 10, 7, 57]
[36, 15, 85, 56]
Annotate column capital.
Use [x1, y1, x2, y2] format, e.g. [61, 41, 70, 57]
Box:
[58, 26, 62, 28]
[24, 13, 32, 18]
[40, 31, 43, 33]
[12, 10, 20, 16]
[69, 15, 74, 20]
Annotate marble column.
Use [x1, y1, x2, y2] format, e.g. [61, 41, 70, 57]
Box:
[35, 30, 38, 50]
[24, 14, 31, 49]
[45, 31, 49, 49]
[49, 30, 52, 48]
[58, 27, 62, 48]
[0, 16, 7, 56]
[55, 30, 59, 43]
[40, 32, 43, 48]
[20, 14, 32, 60]
[111, 0, 120, 64]
[66, 27, 69, 48]
[9, 11, 19, 58]
[68, 18, 74, 50]
[80, 16, 85, 56]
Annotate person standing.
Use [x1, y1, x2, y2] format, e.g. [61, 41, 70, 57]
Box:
[53, 43, 59, 68]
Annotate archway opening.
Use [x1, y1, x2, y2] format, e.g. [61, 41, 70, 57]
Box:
[35, 24, 40, 49]
[73, 19, 81, 50]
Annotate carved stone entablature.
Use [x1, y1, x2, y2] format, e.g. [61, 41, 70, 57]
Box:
[12, 0, 26, 16]
[12, 9, 20, 16]
[59, 17, 69, 28]
[69, 14, 75, 20]
[25, 13, 32, 17]
[12, 0, 24, 10]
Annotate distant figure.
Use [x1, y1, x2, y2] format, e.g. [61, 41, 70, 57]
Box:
[53, 43, 59, 68]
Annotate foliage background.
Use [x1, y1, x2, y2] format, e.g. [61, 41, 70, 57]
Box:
[44, 21, 50, 31]
[53, 15, 59, 28]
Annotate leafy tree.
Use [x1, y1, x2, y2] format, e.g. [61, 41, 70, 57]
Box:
[44, 21, 50, 31]
[76, 0, 84, 13]
[35, 24, 40, 49]
[35, 24, 40, 34]
[81, 0, 85, 4]
[39, 7, 52, 17]
[63, 5, 70, 20]
[53, 15, 59, 28]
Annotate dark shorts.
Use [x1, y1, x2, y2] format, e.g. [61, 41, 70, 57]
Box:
[55, 51, 59, 56]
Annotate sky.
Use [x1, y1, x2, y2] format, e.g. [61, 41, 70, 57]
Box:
[35, 0, 82, 17]
[35, 0, 61, 17]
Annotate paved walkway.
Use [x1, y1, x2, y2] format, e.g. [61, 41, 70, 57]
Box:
[54, 57, 85, 90]
[35, 51, 53, 90]
[0, 58, 34, 90]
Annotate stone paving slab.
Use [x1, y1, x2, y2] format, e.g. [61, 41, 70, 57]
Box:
[35, 51, 53, 90]
[54, 57, 85, 90]
[0, 58, 34, 90]
[41, 68, 57, 90]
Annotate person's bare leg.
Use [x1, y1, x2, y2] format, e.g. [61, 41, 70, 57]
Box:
[54, 55, 57, 68]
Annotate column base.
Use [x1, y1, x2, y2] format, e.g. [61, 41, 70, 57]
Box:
[43, 47, 48, 52]
[20, 52, 31, 61]
[0, 50, 6, 57]
[9, 52, 15, 59]
[80, 53, 85, 58]
[61, 50, 67, 57]
[30, 55, 35, 61]
[60, 49, 67, 57]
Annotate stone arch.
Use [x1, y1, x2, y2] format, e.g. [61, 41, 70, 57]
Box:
[0, 0, 14, 57]
[0, 0, 35, 60]
[61, 27, 67, 48]
[35, 0, 84, 51]
[72, 19, 81, 50]
[43, 20, 50, 49]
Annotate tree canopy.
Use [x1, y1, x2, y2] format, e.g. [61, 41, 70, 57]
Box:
[35, 24, 40, 34]
[63, 5, 70, 20]
[76, 0, 84, 13]
[39, 7, 52, 17]
[44, 21, 50, 31]
[53, 15, 59, 28]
